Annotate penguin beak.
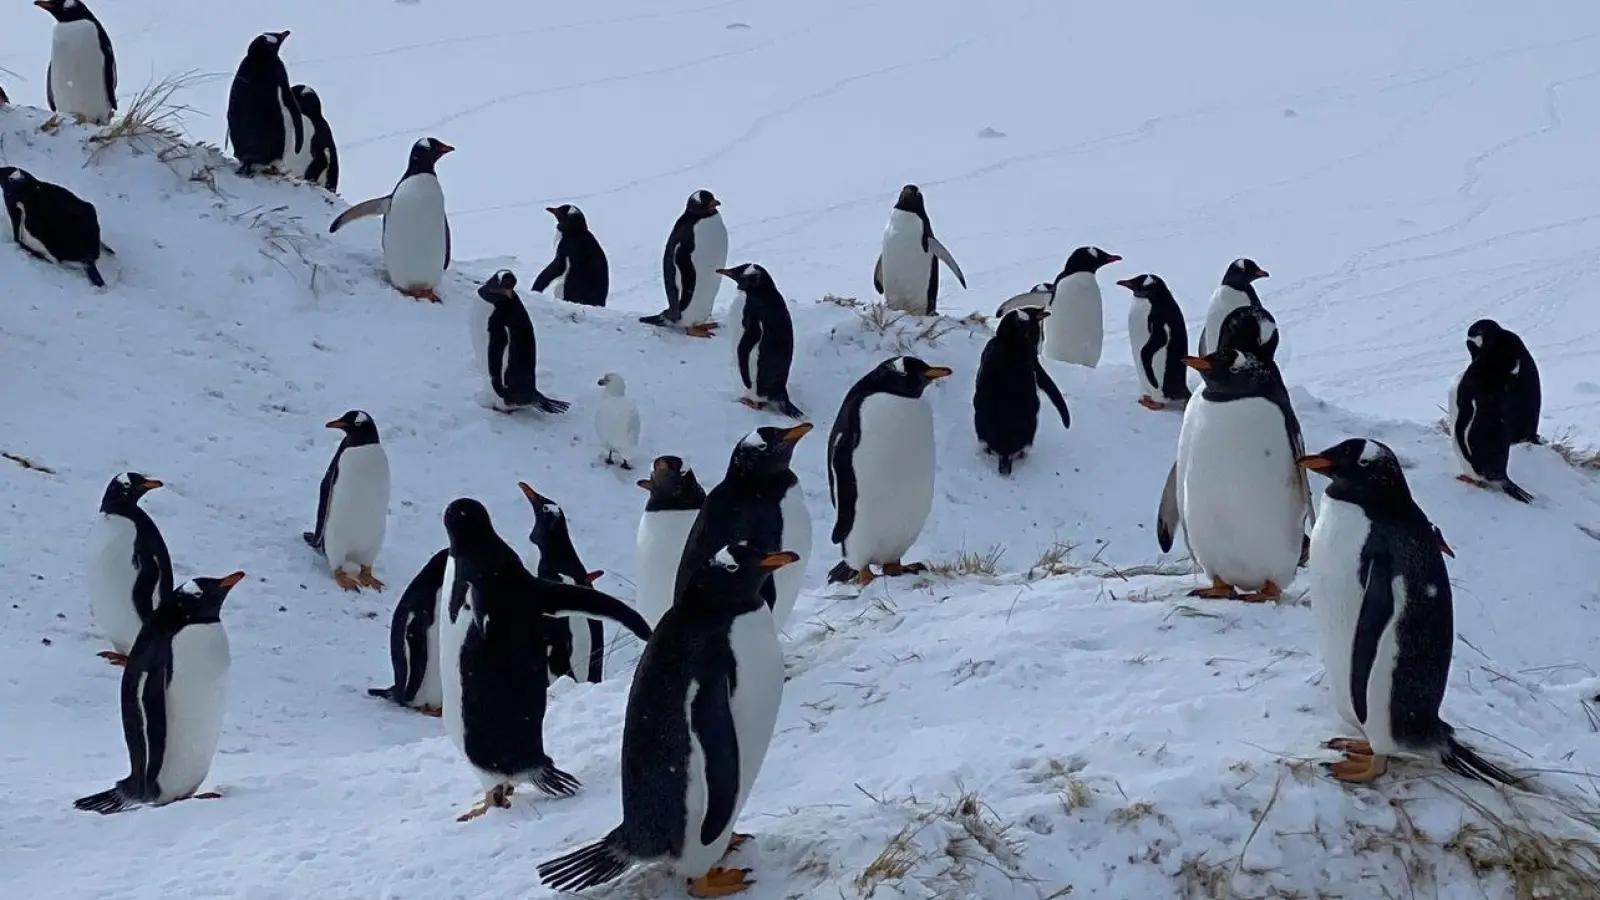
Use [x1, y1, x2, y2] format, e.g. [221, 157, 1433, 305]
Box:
[546, 206, 561, 216]
[1181, 356, 1211, 372]
[636, 479, 652, 490]
[517, 481, 546, 504]
[140, 479, 164, 490]
[33, 1, 56, 9]
[274, 30, 291, 42]
[1102, 254, 1123, 264]
[219, 571, 247, 589]
[780, 423, 814, 443]
[596, 377, 606, 386]
[1255, 268, 1270, 279]
[707, 198, 721, 210]
[325, 418, 348, 429]
[1437, 537, 1455, 558]
[758, 551, 801, 572]
[585, 570, 605, 585]
[653, 457, 677, 474]
[1115, 277, 1140, 290]
[714, 268, 735, 279]
[435, 142, 455, 155]
[921, 366, 954, 381]
[1295, 454, 1333, 472]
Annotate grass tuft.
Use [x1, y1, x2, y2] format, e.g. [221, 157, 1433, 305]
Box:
[925, 545, 1005, 578]
[821, 294, 991, 353]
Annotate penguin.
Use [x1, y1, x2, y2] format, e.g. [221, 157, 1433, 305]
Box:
[826, 356, 953, 585]
[1197, 258, 1270, 356]
[1116, 273, 1192, 410]
[1297, 438, 1519, 786]
[367, 549, 447, 717]
[1040, 246, 1122, 367]
[36, 0, 117, 126]
[873, 184, 967, 315]
[436, 498, 651, 821]
[86, 472, 172, 666]
[471, 269, 570, 414]
[641, 189, 728, 337]
[518, 482, 608, 686]
[1466, 318, 1541, 445]
[532, 204, 609, 307]
[594, 372, 641, 469]
[974, 308, 1071, 476]
[634, 455, 707, 630]
[538, 542, 798, 897]
[73, 571, 245, 815]
[289, 85, 338, 192]
[1448, 334, 1534, 503]
[720, 262, 804, 419]
[1215, 300, 1281, 362]
[303, 410, 391, 592]
[1155, 347, 1311, 602]
[0, 83, 9, 106]
[675, 424, 813, 630]
[994, 282, 1054, 319]
[225, 31, 302, 177]
[1, 166, 112, 287]
[328, 137, 453, 302]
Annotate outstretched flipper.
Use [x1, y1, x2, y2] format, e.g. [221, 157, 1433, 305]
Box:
[328, 196, 390, 233]
[1035, 363, 1071, 428]
[529, 577, 653, 643]
[1156, 463, 1180, 553]
[928, 235, 966, 289]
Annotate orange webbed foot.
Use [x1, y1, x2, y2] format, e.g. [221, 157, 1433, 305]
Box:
[688, 867, 752, 897]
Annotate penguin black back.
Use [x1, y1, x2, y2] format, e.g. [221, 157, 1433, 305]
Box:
[227, 31, 300, 175]
[367, 548, 447, 707]
[290, 84, 338, 192]
[478, 270, 569, 414]
[639, 455, 706, 512]
[723, 262, 802, 417]
[1, 166, 110, 286]
[533, 204, 609, 307]
[1466, 318, 1541, 445]
[1452, 341, 1532, 502]
[973, 307, 1071, 475]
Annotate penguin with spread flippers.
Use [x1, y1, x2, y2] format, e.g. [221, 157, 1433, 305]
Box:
[1466, 318, 1541, 445]
[642, 190, 727, 337]
[532, 204, 609, 307]
[1, 166, 112, 287]
[1197, 258, 1270, 356]
[1041, 246, 1121, 367]
[225, 31, 301, 177]
[721, 263, 804, 418]
[518, 482, 607, 686]
[974, 307, 1071, 476]
[471, 269, 569, 414]
[368, 549, 447, 717]
[874, 184, 966, 315]
[1117, 273, 1192, 410]
[36, 0, 117, 125]
[290, 85, 338, 191]
[1448, 330, 1534, 503]
[304, 410, 391, 592]
[86, 472, 172, 666]
[635, 456, 706, 630]
[328, 137, 453, 302]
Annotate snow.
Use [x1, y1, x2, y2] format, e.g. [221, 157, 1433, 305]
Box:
[2, 2, 1600, 898]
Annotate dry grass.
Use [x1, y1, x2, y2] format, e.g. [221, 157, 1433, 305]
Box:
[1, 451, 56, 475]
[820, 294, 991, 353]
[924, 545, 1005, 578]
[1547, 427, 1600, 471]
[80, 71, 226, 195]
[852, 786, 1043, 899]
[229, 203, 323, 291]
[1028, 541, 1079, 579]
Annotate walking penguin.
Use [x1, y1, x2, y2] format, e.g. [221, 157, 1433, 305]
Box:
[974, 307, 1071, 476]
[86, 472, 172, 666]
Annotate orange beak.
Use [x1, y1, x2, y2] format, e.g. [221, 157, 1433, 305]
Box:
[219, 571, 247, 589]
[636, 478, 652, 490]
[1295, 455, 1333, 471]
[517, 481, 545, 504]
[922, 366, 954, 380]
[140, 478, 164, 490]
[781, 423, 814, 443]
[759, 551, 801, 571]
[325, 418, 347, 429]
[1182, 356, 1211, 372]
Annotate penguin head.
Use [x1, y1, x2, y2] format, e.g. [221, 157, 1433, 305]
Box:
[171, 571, 246, 620]
[546, 204, 587, 232]
[291, 85, 322, 117]
[1221, 257, 1270, 288]
[996, 307, 1048, 347]
[868, 356, 954, 399]
[597, 371, 627, 395]
[518, 481, 570, 542]
[1115, 273, 1171, 301]
[326, 410, 381, 446]
[34, 0, 94, 23]
[1215, 304, 1278, 361]
[0, 167, 37, 198]
[728, 423, 812, 476]
[248, 31, 292, 59]
[100, 471, 163, 512]
[1464, 318, 1517, 365]
[893, 184, 926, 215]
[637, 455, 707, 504]
[1060, 246, 1123, 277]
[1297, 439, 1413, 505]
[714, 263, 771, 293]
[685, 190, 720, 218]
[1182, 348, 1273, 396]
[478, 270, 518, 304]
[408, 138, 455, 174]
[689, 541, 801, 599]
[442, 498, 495, 550]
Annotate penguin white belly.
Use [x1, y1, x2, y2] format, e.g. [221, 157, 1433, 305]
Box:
[635, 510, 698, 629]
[279, 101, 308, 173]
[841, 395, 936, 569]
[879, 211, 934, 313]
[680, 217, 728, 325]
[1446, 371, 1475, 477]
[726, 290, 754, 396]
[155, 623, 231, 802]
[1200, 286, 1250, 355]
[322, 445, 391, 572]
[1127, 298, 1161, 395]
[1306, 497, 1370, 731]
[437, 561, 472, 756]
[50, 22, 113, 124]
[408, 617, 444, 708]
[1044, 272, 1104, 367]
[16, 206, 57, 263]
[383, 174, 448, 292]
[87, 514, 144, 653]
[770, 485, 813, 629]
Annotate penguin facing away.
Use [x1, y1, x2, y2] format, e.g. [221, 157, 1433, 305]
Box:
[634, 455, 707, 630]
[642, 190, 728, 337]
[1297, 438, 1519, 786]
[86, 472, 172, 666]
[1215, 300, 1281, 363]
[873, 184, 966, 315]
[1116, 273, 1192, 410]
[1448, 334, 1533, 503]
[538, 542, 799, 898]
[303, 410, 391, 592]
[1466, 318, 1541, 445]
[1, 166, 113, 287]
[367, 548, 448, 717]
[74, 571, 246, 814]
[720, 263, 805, 419]
[532, 204, 609, 307]
[1041, 246, 1121, 367]
[289, 85, 338, 191]
[827, 356, 953, 585]
[472, 270, 570, 414]
[36, 0, 117, 125]
[225, 31, 302, 177]
[974, 307, 1071, 476]
[328, 137, 453, 302]
[518, 482, 607, 686]
[1197, 257, 1270, 356]
[595, 372, 641, 469]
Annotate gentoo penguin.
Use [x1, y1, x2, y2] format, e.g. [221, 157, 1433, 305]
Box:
[1215, 300, 1281, 362]
[1155, 347, 1311, 601]
[634, 455, 707, 629]
[1197, 258, 1270, 356]
[676, 424, 813, 630]
[1448, 333, 1534, 503]
[538, 542, 797, 897]
[303, 410, 391, 592]
[225, 31, 302, 177]
[289, 85, 338, 191]
[721, 263, 804, 418]
[873, 184, 967, 315]
[74, 571, 245, 814]
[641, 189, 728, 337]
[471, 269, 570, 414]
[826, 356, 952, 585]
[367, 549, 447, 717]
[36, 0, 117, 126]
[1298, 438, 1519, 786]
[328, 137, 453, 302]
[1466, 318, 1541, 444]
[519, 482, 607, 686]
[1116, 273, 1192, 410]
[594, 372, 641, 469]
[1041, 246, 1122, 367]
[436, 498, 651, 821]
[532, 204, 609, 307]
[994, 282, 1054, 319]
[1, 166, 112, 287]
[975, 308, 1071, 476]
[86, 472, 172, 666]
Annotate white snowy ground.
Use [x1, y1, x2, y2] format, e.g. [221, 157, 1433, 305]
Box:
[1, 2, 1600, 898]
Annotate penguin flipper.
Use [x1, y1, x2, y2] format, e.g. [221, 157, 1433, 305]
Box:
[531, 577, 652, 643]
[307, 448, 340, 553]
[1139, 324, 1165, 392]
[121, 637, 172, 799]
[444, 218, 451, 270]
[736, 320, 759, 390]
[1034, 362, 1071, 429]
[538, 829, 636, 893]
[1350, 546, 1397, 726]
[1156, 462, 1180, 553]
[872, 255, 884, 295]
[46, 63, 56, 112]
[928, 235, 966, 289]
[828, 418, 860, 546]
[99, 24, 118, 109]
[531, 251, 566, 294]
[328, 196, 389, 233]
[689, 671, 741, 846]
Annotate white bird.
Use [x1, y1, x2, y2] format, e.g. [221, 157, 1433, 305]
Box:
[594, 372, 641, 470]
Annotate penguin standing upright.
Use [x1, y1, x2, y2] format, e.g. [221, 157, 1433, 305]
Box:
[538, 542, 798, 897]
[518, 482, 607, 685]
[1197, 258, 1270, 356]
[289, 85, 338, 191]
[975, 307, 1071, 476]
[873, 184, 967, 315]
[532, 204, 609, 307]
[470, 270, 570, 414]
[36, 0, 117, 125]
[1117, 273, 1192, 410]
[367, 549, 448, 717]
[594, 372, 641, 469]
[1297, 438, 1519, 786]
[328, 137, 453, 302]
[1040, 246, 1121, 367]
[634, 455, 707, 629]
[1, 166, 113, 287]
[74, 572, 246, 815]
[86, 472, 172, 666]
[303, 410, 391, 592]
[225, 31, 302, 177]
[826, 356, 952, 585]
[1466, 318, 1541, 445]
[436, 498, 651, 821]
[642, 190, 728, 337]
[1448, 334, 1533, 503]
[720, 262, 804, 418]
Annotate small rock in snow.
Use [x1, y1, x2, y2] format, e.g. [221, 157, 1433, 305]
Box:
[977, 126, 1007, 139]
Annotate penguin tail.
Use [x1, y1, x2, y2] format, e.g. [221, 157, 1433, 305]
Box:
[99, 241, 116, 256]
[367, 686, 395, 700]
[302, 531, 325, 553]
[74, 787, 135, 815]
[1498, 479, 1534, 504]
[998, 455, 1014, 476]
[530, 394, 571, 416]
[85, 262, 106, 288]
[638, 312, 670, 327]
[1441, 736, 1521, 787]
[773, 399, 806, 420]
[826, 560, 858, 585]
[538, 829, 633, 893]
[527, 759, 582, 798]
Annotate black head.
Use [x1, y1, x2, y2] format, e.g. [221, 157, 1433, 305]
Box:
[1465, 317, 1521, 364]
[1297, 438, 1415, 509]
[442, 497, 495, 552]
[478, 269, 518, 304]
[685, 190, 720, 218]
[1221, 257, 1270, 289]
[637, 455, 707, 509]
[996, 307, 1048, 347]
[408, 137, 454, 173]
[100, 471, 163, 512]
[714, 263, 773, 293]
[1059, 246, 1123, 277]
[893, 184, 927, 215]
[1216, 303, 1278, 360]
[518, 481, 569, 542]
[727, 423, 812, 477]
[34, 0, 96, 23]
[684, 541, 801, 604]
[862, 355, 954, 400]
[326, 409, 380, 445]
[1183, 348, 1275, 398]
[546, 204, 587, 232]
[247, 31, 291, 60]
[1115, 272, 1173, 302]
[0, 167, 37, 197]
[169, 571, 246, 621]
[290, 85, 322, 117]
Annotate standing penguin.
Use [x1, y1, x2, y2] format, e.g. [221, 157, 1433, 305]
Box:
[1466, 318, 1541, 445]
[538, 542, 798, 897]
[470, 269, 570, 414]
[367, 549, 448, 717]
[519, 482, 607, 686]
[86, 472, 172, 666]
[1117, 273, 1192, 410]
[1041, 246, 1122, 367]
[436, 498, 651, 821]
[721, 263, 804, 418]
[634, 456, 707, 629]
[1297, 438, 1519, 786]
[873, 184, 967, 315]
[1197, 258, 1270, 356]
[1448, 334, 1533, 503]
[676, 424, 813, 630]
[974, 308, 1071, 476]
[74, 572, 246, 814]
[36, 0, 117, 125]
[594, 372, 641, 469]
[532, 204, 609, 307]
[826, 356, 952, 585]
[328, 137, 453, 302]
[641, 190, 728, 337]
[225, 31, 302, 177]
[303, 410, 391, 592]
[1, 166, 112, 287]
[289, 85, 338, 192]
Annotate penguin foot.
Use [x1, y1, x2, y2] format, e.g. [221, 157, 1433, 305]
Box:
[1325, 737, 1373, 756]
[97, 650, 129, 666]
[397, 285, 443, 303]
[718, 833, 753, 864]
[687, 867, 753, 897]
[618, 458, 634, 471]
[40, 115, 63, 134]
[1237, 581, 1283, 604]
[1455, 473, 1487, 488]
[1188, 578, 1238, 600]
[456, 784, 514, 822]
[882, 561, 928, 577]
[192, 791, 223, 801]
[825, 561, 859, 585]
[1324, 752, 1388, 784]
[855, 567, 877, 587]
[417, 705, 443, 718]
[685, 322, 719, 338]
[1137, 395, 1166, 411]
[358, 565, 386, 591]
[333, 570, 362, 592]
[738, 396, 763, 410]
